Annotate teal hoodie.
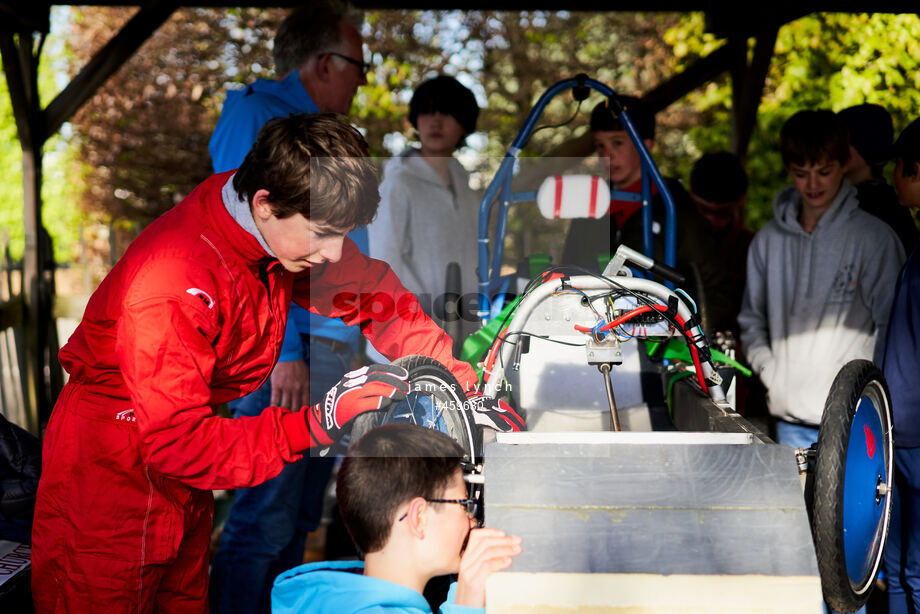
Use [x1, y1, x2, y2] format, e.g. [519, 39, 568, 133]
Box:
[271, 560, 482, 614]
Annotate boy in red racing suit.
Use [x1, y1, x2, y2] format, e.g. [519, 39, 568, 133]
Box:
[30, 114, 520, 613]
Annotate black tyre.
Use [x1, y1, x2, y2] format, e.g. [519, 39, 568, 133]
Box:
[813, 360, 894, 613]
[349, 355, 481, 463]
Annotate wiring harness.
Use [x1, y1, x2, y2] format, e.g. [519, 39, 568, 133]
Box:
[476, 266, 716, 396]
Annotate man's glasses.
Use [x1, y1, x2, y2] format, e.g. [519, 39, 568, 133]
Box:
[323, 52, 371, 75]
[399, 498, 478, 521]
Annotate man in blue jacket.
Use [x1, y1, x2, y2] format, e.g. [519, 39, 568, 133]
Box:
[208, 3, 371, 613]
[881, 116, 920, 614]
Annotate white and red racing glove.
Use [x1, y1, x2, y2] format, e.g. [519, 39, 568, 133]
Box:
[464, 392, 526, 433]
[306, 364, 410, 446]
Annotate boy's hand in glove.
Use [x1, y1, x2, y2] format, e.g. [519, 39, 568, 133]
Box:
[464, 392, 526, 432]
[307, 364, 410, 446]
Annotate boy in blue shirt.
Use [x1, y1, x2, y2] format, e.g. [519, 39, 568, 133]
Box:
[272, 424, 522, 613]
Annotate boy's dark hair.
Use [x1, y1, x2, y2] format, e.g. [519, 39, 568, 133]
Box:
[780, 110, 850, 168]
[838, 103, 894, 170]
[894, 117, 920, 179]
[233, 113, 378, 228]
[690, 151, 748, 203]
[273, 1, 363, 77]
[408, 75, 480, 137]
[337, 423, 465, 555]
[590, 96, 656, 140]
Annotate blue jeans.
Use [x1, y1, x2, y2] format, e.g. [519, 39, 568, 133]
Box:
[775, 419, 820, 448]
[775, 420, 867, 614]
[209, 340, 352, 614]
[885, 446, 920, 614]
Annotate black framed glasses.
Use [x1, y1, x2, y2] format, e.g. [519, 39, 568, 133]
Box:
[323, 52, 371, 75]
[399, 498, 478, 521]
[427, 498, 478, 516]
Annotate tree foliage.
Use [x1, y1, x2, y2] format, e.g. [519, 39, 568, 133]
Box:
[666, 12, 920, 230]
[360, 11, 690, 264]
[0, 38, 85, 263]
[65, 7, 286, 231]
[44, 8, 920, 272]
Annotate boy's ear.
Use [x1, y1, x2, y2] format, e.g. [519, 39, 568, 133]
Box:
[405, 497, 428, 539]
[251, 189, 273, 220]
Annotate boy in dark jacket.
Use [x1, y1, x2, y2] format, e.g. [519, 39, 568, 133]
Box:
[880, 116, 920, 614]
[689, 151, 753, 334]
[839, 103, 918, 252]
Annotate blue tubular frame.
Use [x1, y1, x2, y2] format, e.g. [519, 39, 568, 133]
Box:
[476, 76, 678, 320]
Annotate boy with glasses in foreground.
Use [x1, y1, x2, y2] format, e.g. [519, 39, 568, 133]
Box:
[272, 423, 523, 613]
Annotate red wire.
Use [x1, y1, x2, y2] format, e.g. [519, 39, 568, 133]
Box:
[481, 324, 509, 384]
[573, 305, 654, 334]
[574, 305, 710, 395]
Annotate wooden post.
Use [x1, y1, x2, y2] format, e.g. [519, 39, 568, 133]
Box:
[729, 26, 779, 159]
[0, 28, 47, 434]
[0, 3, 175, 434]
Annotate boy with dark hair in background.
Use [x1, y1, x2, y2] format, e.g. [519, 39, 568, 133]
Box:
[689, 150, 753, 333]
[738, 109, 904, 450]
[839, 103, 918, 252]
[368, 75, 481, 348]
[272, 423, 522, 613]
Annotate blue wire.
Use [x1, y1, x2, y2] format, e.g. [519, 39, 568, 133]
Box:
[675, 288, 698, 314]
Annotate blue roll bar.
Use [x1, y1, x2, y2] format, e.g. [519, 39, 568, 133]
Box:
[476, 75, 678, 320]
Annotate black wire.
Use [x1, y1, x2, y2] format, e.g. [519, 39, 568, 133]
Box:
[498, 330, 587, 348]
[490, 266, 647, 371]
[486, 266, 568, 371]
[485, 265, 708, 376]
[557, 265, 709, 350]
[521, 100, 583, 150]
[492, 265, 599, 369]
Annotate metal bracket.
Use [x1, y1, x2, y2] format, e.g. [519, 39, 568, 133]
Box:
[586, 337, 623, 365]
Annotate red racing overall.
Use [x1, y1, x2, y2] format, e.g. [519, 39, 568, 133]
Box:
[31, 172, 476, 613]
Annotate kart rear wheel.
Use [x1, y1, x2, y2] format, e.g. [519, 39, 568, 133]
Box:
[813, 360, 893, 613]
[349, 355, 481, 464]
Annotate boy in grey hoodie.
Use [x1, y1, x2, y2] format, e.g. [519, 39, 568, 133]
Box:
[738, 109, 904, 447]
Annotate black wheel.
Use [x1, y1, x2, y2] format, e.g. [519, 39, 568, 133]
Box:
[813, 360, 894, 613]
[349, 355, 481, 463]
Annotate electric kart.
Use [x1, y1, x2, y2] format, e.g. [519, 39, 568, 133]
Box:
[352, 75, 892, 613]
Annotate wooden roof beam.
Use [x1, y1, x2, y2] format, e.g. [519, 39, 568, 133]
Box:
[0, 2, 50, 35]
[43, 0, 177, 140]
[730, 25, 779, 157]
